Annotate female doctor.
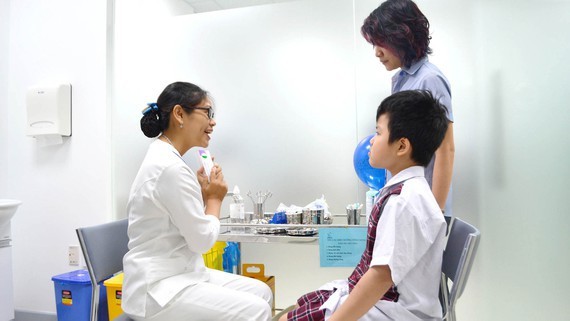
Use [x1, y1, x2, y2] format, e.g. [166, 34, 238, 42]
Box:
[122, 82, 273, 321]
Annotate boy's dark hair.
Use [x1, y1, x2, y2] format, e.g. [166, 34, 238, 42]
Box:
[361, 0, 432, 68]
[376, 90, 448, 166]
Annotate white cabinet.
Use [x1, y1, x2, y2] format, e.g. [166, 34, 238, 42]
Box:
[0, 245, 14, 321]
[218, 222, 364, 309]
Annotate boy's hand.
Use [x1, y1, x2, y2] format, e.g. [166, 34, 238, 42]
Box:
[328, 265, 393, 321]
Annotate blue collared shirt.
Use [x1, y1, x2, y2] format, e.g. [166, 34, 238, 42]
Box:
[389, 57, 453, 216]
[392, 57, 453, 121]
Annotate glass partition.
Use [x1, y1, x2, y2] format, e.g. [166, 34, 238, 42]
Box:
[112, 0, 362, 216]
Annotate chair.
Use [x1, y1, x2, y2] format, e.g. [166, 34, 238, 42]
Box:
[76, 218, 134, 321]
[440, 217, 481, 321]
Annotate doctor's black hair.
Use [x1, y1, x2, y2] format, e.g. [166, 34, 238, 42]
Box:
[140, 82, 209, 138]
[376, 90, 448, 166]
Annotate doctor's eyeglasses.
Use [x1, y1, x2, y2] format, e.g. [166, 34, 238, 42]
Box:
[183, 105, 215, 119]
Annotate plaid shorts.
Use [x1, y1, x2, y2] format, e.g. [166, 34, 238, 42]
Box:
[287, 289, 335, 321]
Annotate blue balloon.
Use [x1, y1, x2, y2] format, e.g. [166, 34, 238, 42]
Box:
[353, 134, 386, 190]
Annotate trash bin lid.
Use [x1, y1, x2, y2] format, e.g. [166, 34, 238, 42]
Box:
[103, 272, 124, 287]
[51, 269, 91, 284]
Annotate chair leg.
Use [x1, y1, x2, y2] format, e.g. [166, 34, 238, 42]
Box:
[440, 274, 450, 319]
[90, 284, 100, 321]
[272, 305, 296, 321]
[449, 310, 457, 321]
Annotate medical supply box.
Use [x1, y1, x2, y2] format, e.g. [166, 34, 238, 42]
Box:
[242, 263, 275, 314]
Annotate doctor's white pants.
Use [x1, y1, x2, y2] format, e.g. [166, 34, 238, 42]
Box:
[133, 268, 273, 321]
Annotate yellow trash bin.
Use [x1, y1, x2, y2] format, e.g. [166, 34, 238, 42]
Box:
[103, 273, 124, 321]
[101, 242, 226, 321]
[202, 241, 226, 271]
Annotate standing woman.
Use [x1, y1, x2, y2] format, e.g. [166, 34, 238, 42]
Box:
[122, 82, 272, 321]
[361, 0, 454, 217]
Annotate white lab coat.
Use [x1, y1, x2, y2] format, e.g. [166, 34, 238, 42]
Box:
[122, 140, 272, 321]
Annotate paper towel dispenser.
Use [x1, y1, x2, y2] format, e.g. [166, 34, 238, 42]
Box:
[26, 84, 72, 137]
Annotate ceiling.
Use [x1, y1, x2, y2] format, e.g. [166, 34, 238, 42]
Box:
[182, 0, 302, 13]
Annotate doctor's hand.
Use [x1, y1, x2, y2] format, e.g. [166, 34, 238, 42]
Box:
[197, 163, 228, 204]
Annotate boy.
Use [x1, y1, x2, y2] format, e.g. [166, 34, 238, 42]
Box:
[280, 90, 448, 321]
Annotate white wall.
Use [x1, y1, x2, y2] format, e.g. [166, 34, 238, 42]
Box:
[1, 0, 110, 313]
[0, 0, 10, 154]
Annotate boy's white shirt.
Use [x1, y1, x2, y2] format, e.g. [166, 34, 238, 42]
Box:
[321, 166, 446, 321]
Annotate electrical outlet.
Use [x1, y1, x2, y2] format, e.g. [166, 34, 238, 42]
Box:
[68, 245, 80, 266]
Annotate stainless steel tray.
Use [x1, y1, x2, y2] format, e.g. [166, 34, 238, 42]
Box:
[255, 227, 287, 234]
[286, 227, 318, 236]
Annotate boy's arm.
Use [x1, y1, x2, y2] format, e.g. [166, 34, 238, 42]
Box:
[328, 265, 393, 321]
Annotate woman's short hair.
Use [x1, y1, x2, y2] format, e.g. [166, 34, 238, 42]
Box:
[361, 0, 432, 68]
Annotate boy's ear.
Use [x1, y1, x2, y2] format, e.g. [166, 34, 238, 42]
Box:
[396, 137, 412, 157]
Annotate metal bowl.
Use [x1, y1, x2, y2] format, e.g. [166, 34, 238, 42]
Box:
[250, 218, 270, 225]
[286, 212, 303, 224]
[302, 208, 324, 224]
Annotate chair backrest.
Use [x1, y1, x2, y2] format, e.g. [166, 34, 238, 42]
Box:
[441, 217, 480, 321]
[76, 218, 130, 321]
[77, 218, 129, 284]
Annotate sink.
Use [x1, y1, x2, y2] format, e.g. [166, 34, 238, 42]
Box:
[0, 199, 22, 225]
[0, 199, 21, 240]
[0, 199, 21, 321]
